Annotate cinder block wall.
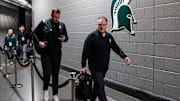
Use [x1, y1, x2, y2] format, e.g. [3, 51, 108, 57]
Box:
[32, 0, 180, 100]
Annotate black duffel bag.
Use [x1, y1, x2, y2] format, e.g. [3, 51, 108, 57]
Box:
[76, 73, 92, 100]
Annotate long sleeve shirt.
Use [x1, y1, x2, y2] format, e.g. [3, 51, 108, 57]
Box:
[81, 30, 127, 72]
[4, 34, 16, 48]
[34, 19, 68, 55]
[17, 31, 27, 45]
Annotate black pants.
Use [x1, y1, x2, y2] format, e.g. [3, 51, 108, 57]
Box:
[41, 55, 61, 95]
[7, 46, 15, 60]
[90, 71, 107, 101]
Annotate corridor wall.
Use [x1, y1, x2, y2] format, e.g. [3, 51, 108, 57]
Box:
[0, 1, 18, 44]
[32, 0, 180, 100]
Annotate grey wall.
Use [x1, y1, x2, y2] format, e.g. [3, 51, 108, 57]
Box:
[32, 0, 63, 28]
[0, 1, 18, 45]
[32, 0, 180, 100]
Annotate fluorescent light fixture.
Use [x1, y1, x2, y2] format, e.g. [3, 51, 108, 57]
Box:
[2, 0, 32, 9]
[17, 0, 28, 5]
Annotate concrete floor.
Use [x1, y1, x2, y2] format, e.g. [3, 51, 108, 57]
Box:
[0, 53, 117, 101]
[0, 57, 72, 101]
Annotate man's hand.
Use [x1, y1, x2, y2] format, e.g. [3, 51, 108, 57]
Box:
[58, 35, 65, 42]
[81, 66, 88, 74]
[38, 41, 47, 48]
[124, 57, 131, 65]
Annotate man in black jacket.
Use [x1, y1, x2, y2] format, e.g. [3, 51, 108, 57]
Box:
[81, 16, 131, 101]
[34, 9, 68, 101]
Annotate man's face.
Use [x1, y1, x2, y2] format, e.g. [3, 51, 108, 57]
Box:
[52, 13, 60, 23]
[19, 26, 25, 32]
[97, 18, 107, 33]
[8, 29, 13, 35]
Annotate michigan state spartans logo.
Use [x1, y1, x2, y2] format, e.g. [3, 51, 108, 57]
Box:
[111, 0, 136, 35]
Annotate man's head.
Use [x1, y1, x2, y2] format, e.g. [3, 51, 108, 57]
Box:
[51, 8, 61, 23]
[8, 28, 13, 35]
[19, 25, 25, 32]
[97, 16, 108, 34]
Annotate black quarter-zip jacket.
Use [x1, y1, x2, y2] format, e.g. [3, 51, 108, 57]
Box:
[81, 30, 127, 72]
[34, 19, 68, 56]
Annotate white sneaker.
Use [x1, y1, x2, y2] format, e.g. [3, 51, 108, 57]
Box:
[10, 61, 13, 65]
[44, 90, 49, 101]
[53, 95, 59, 101]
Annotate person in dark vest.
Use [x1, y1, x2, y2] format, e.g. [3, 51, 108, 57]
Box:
[17, 25, 28, 62]
[81, 16, 131, 101]
[34, 8, 68, 101]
